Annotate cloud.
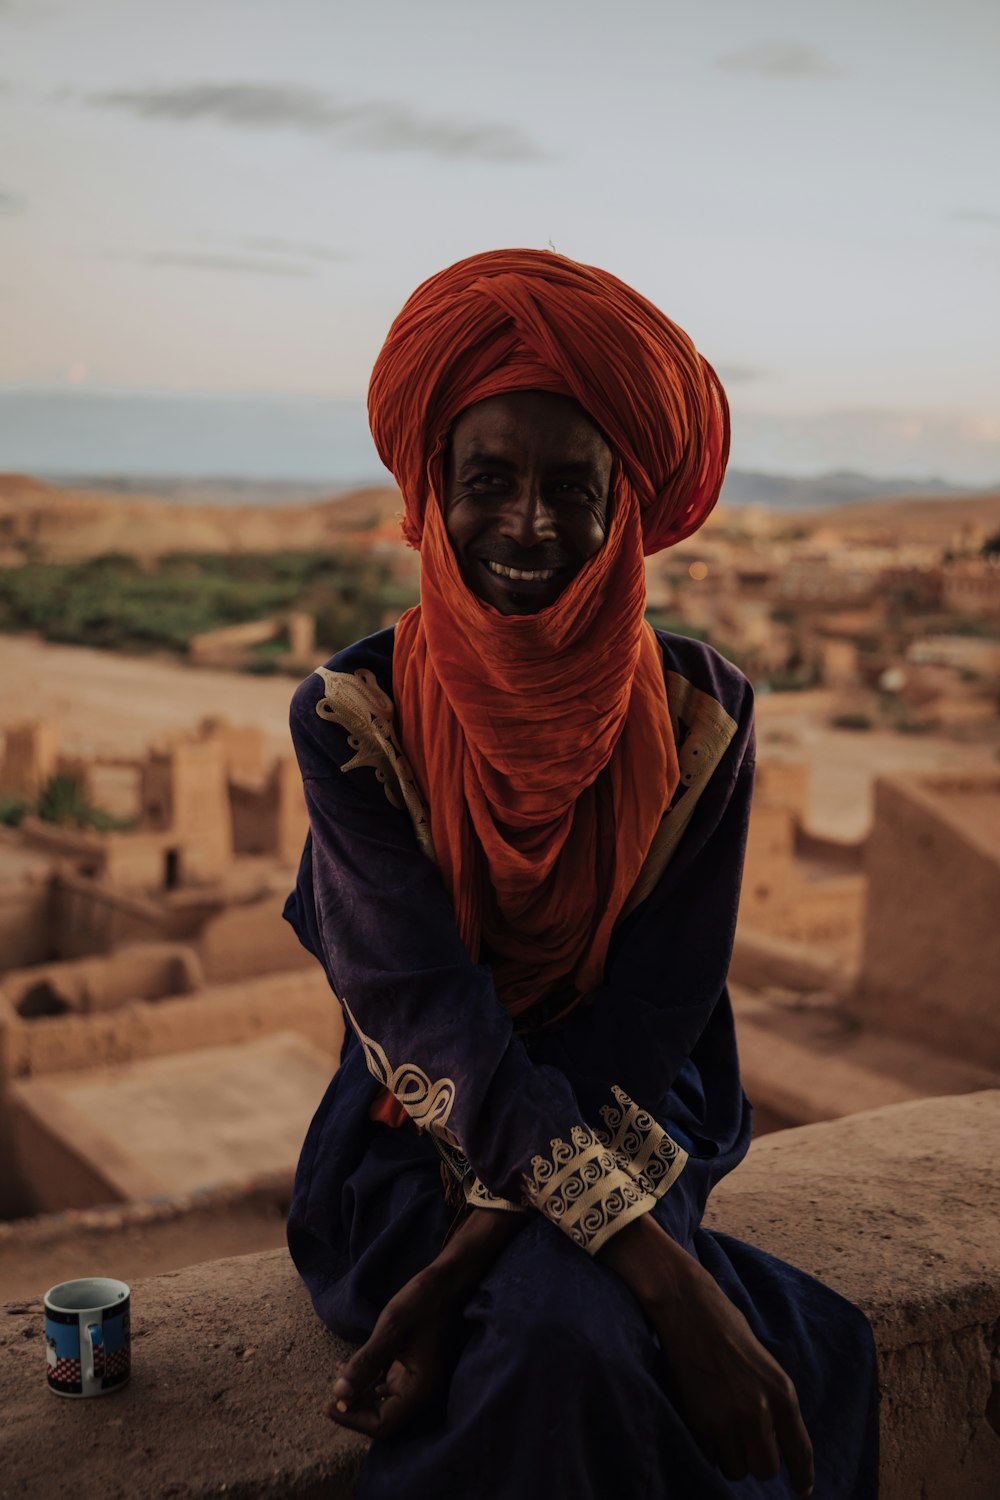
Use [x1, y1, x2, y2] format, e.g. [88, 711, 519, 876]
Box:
[0, 186, 25, 214]
[733, 406, 1000, 486]
[106, 250, 316, 279]
[240, 236, 350, 264]
[950, 209, 1000, 227]
[716, 364, 768, 385]
[85, 82, 543, 162]
[0, 1, 56, 20]
[718, 43, 843, 79]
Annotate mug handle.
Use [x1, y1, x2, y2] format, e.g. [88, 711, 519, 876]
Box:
[84, 1322, 103, 1384]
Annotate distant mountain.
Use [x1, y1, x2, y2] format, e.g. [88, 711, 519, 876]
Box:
[2, 388, 996, 501]
[37, 467, 987, 515]
[0, 473, 401, 562]
[2, 471, 998, 562]
[718, 468, 977, 510]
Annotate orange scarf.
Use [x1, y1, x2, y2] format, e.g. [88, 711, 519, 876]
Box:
[369, 250, 729, 1021]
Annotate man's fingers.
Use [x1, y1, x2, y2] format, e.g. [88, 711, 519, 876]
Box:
[740, 1413, 782, 1483]
[332, 1312, 407, 1405]
[714, 1430, 747, 1484]
[325, 1394, 380, 1434]
[774, 1400, 815, 1497]
[326, 1370, 423, 1439]
[326, 1386, 401, 1434]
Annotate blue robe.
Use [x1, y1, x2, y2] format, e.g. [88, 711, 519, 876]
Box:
[285, 627, 878, 1499]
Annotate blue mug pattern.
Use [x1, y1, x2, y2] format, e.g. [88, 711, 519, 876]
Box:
[45, 1298, 130, 1395]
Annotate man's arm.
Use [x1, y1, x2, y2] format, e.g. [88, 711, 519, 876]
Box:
[289, 662, 661, 1255]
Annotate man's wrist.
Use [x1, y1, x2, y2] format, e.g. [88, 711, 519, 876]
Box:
[431, 1205, 524, 1294]
[596, 1211, 692, 1309]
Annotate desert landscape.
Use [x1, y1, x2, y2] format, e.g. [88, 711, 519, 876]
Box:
[1, 469, 998, 1304]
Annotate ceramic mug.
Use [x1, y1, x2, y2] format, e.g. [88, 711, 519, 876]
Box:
[44, 1278, 131, 1397]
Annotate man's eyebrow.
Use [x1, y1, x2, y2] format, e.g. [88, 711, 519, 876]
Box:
[457, 449, 516, 470]
[457, 451, 603, 478]
[547, 459, 603, 477]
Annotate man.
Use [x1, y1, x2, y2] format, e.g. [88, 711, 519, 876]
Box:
[285, 250, 877, 1499]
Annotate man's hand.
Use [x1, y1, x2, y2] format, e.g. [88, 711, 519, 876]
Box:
[327, 1207, 524, 1439]
[599, 1215, 815, 1496]
[326, 1264, 463, 1438]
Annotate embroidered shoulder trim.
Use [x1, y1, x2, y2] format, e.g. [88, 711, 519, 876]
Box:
[522, 1124, 656, 1255]
[313, 666, 434, 860]
[340, 994, 459, 1148]
[598, 1086, 688, 1200]
[620, 671, 739, 921]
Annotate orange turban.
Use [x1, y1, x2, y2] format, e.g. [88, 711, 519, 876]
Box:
[368, 248, 729, 1022]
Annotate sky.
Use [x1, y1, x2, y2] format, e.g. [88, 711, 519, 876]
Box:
[1, 0, 998, 484]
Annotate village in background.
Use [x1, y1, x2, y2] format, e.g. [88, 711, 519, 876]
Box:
[0, 470, 998, 1299]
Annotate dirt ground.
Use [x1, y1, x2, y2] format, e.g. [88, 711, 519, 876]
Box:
[755, 688, 1000, 840]
[3, 635, 997, 839]
[0, 634, 298, 760]
[0, 1200, 289, 1304]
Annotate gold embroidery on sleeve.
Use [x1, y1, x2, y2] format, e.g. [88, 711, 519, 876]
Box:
[522, 1125, 656, 1254]
[598, 1086, 688, 1199]
[464, 1177, 525, 1214]
[340, 995, 459, 1148]
[429, 1140, 522, 1211]
[314, 666, 434, 859]
[620, 671, 738, 921]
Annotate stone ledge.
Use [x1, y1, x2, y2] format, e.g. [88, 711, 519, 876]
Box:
[2, 1092, 998, 1500]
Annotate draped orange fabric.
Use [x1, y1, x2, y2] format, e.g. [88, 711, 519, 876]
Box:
[368, 249, 729, 1024]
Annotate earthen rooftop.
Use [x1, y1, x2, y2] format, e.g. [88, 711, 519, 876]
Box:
[10, 1032, 334, 1204]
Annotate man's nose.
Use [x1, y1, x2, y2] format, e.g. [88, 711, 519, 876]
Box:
[498, 483, 558, 547]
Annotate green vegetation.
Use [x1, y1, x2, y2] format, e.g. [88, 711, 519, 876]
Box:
[891, 718, 933, 736]
[645, 610, 711, 642]
[3, 774, 134, 832]
[946, 616, 992, 638]
[0, 796, 30, 827]
[759, 666, 822, 693]
[0, 549, 416, 662]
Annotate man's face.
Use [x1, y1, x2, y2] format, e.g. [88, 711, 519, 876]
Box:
[443, 390, 613, 616]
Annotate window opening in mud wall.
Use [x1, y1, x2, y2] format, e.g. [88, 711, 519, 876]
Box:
[16, 981, 72, 1019]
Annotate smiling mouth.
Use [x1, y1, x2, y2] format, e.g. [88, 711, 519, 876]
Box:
[483, 558, 561, 583]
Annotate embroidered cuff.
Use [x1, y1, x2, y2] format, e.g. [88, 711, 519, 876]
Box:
[464, 1177, 525, 1214]
[522, 1125, 657, 1255]
[598, 1085, 688, 1200]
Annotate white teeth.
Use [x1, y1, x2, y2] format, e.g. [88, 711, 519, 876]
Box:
[485, 560, 557, 582]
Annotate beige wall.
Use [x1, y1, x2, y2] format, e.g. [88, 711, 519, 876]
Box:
[229, 757, 307, 864]
[142, 741, 232, 881]
[273, 757, 308, 864]
[6, 1090, 132, 1212]
[188, 618, 279, 662]
[1, 967, 341, 1081]
[198, 896, 313, 984]
[1, 943, 202, 1021]
[50, 873, 167, 959]
[820, 637, 860, 687]
[856, 775, 1000, 1066]
[0, 885, 54, 970]
[0, 721, 61, 800]
[200, 721, 267, 783]
[102, 831, 174, 892]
